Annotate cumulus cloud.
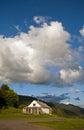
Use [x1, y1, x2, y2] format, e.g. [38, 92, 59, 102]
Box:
[55, 65, 84, 87]
[60, 68, 82, 85]
[79, 26, 84, 37]
[0, 17, 84, 86]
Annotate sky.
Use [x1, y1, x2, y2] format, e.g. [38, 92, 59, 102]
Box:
[0, 0, 84, 108]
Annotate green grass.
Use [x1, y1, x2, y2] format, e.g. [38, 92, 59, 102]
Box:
[0, 108, 84, 130]
[0, 107, 54, 120]
[29, 118, 84, 130]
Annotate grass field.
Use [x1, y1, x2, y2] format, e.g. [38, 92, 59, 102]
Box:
[0, 107, 54, 119]
[0, 107, 84, 130]
[29, 118, 84, 130]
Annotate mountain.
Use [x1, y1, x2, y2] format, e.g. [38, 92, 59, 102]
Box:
[19, 95, 37, 105]
[18, 95, 84, 118]
[51, 102, 84, 118]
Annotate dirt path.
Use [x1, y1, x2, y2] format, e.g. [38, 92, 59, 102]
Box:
[0, 120, 53, 130]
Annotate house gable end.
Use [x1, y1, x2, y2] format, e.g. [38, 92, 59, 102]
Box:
[28, 100, 41, 107]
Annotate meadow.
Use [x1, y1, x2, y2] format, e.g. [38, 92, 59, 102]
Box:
[0, 107, 84, 130]
[0, 107, 52, 119]
[29, 118, 84, 130]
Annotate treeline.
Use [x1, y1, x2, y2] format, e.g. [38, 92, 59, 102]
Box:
[0, 84, 19, 109]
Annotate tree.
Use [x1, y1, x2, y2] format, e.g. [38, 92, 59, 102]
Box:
[0, 89, 6, 108]
[0, 84, 19, 108]
[5, 90, 19, 108]
[1, 84, 10, 90]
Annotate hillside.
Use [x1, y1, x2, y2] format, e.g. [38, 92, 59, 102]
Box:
[18, 95, 84, 118]
[51, 102, 84, 118]
[19, 95, 37, 105]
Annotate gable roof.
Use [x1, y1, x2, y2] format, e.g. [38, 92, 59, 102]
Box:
[35, 100, 52, 110]
[23, 100, 52, 111]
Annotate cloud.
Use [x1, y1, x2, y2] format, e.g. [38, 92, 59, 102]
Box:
[0, 18, 84, 86]
[0, 38, 32, 83]
[28, 65, 51, 84]
[55, 65, 84, 87]
[79, 26, 84, 37]
[37, 93, 70, 102]
[74, 97, 80, 101]
[15, 25, 21, 31]
[33, 16, 46, 24]
[60, 68, 82, 85]
[28, 21, 71, 68]
[69, 88, 81, 93]
[33, 16, 50, 24]
[0, 38, 51, 84]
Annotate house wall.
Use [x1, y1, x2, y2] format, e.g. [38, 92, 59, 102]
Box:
[41, 108, 50, 114]
[22, 100, 52, 115]
[22, 108, 26, 113]
[23, 107, 41, 114]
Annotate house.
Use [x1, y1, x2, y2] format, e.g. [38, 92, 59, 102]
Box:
[22, 100, 52, 114]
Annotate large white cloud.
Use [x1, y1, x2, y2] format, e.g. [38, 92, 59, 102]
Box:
[28, 21, 71, 67]
[59, 67, 82, 86]
[55, 65, 84, 87]
[0, 17, 83, 86]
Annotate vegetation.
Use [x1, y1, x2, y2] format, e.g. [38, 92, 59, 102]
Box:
[50, 102, 84, 118]
[0, 89, 84, 129]
[19, 95, 37, 105]
[0, 107, 54, 119]
[0, 84, 19, 108]
[19, 95, 84, 118]
[0, 84, 84, 118]
[0, 107, 84, 129]
[29, 118, 84, 130]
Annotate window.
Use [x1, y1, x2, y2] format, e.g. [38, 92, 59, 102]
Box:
[33, 103, 36, 106]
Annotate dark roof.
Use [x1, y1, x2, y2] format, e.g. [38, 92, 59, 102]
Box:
[36, 100, 52, 110]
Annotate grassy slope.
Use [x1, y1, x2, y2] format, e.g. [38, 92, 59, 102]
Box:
[0, 107, 54, 120]
[0, 107, 84, 130]
[30, 118, 84, 130]
[51, 102, 84, 118]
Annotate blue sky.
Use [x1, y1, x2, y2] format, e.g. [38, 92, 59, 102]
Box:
[0, 0, 84, 108]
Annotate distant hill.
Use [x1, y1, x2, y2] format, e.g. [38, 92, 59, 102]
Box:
[51, 102, 84, 118]
[19, 95, 37, 105]
[18, 95, 84, 118]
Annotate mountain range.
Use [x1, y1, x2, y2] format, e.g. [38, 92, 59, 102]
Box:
[19, 95, 84, 118]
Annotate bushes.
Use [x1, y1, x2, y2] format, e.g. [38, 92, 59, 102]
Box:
[0, 84, 19, 108]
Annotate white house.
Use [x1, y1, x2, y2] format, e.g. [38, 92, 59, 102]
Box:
[22, 100, 52, 115]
